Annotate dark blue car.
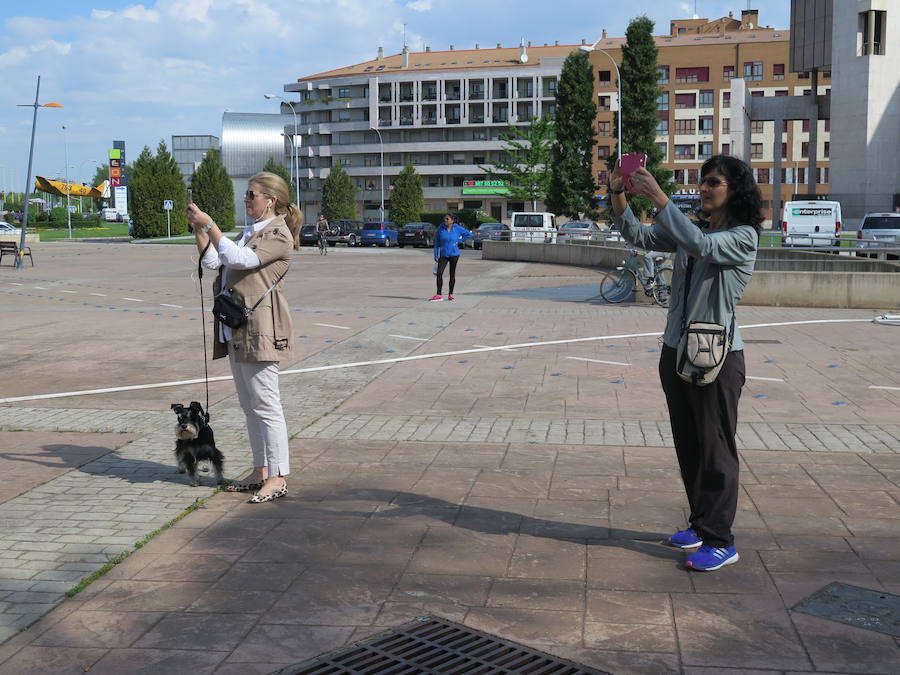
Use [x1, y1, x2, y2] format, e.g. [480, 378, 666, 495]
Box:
[360, 221, 398, 247]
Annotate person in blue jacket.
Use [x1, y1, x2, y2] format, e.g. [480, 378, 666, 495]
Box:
[430, 214, 473, 301]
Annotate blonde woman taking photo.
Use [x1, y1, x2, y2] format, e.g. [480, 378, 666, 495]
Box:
[187, 171, 300, 503]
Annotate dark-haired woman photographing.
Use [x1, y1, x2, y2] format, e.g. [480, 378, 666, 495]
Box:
[610, 155, 761, 572]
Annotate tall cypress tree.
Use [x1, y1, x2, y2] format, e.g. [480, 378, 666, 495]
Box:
[191, 149, 235, 230]
[155, 140, 189, 235]
[546, 50, 597, 218]
[262, 156, 296, 204]
[614, 15, 675, 218]
[389, 161, 425, 226]
[129, 146, 158, 238]
[320, 162, 356, 220]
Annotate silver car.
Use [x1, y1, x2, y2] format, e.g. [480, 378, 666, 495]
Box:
[856, 212, 900, 260]
[556, 221, 603, 244]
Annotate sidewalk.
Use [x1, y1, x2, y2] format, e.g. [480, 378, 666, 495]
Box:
[0, 243, 898, 673]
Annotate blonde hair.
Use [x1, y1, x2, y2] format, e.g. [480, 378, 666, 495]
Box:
[248, 171, 302, 249]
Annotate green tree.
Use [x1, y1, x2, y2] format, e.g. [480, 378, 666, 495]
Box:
[191, 149, 235, 230]
[546, 50, 597, 218]
[320, 162, 356, 220]
[613, 15, 675, 218]
[262, 156, 296, 204]
[480, 116, 554, 211]
[155, 140, 188, 234]
[129, 141, 188, 238]
[389, 160, 424, 226]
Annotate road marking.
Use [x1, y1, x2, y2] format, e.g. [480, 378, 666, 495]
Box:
[390, 335, 429, 342]
[566, 357, 631, 366]
[122, 297, 143, 302]
[59, 290, 76, 294]
[746, 376, 785, 382]
[0, 318, 878, 404]
[90, 293, 106, 297]
[474, 344, 518, 352]
[34, 286, 47, 289]
[160, 303, 183, 308]
[10, 282, 23, 286]
[314, 323, 351, 330]
[870, 385, 900, 391]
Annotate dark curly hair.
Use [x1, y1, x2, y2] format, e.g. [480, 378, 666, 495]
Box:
[700, 155, 764, 232]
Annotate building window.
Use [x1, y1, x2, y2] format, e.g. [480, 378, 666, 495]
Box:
[801, 141, 809, 158]
[751, 90, 765, 98]
[338, 87, 352, 98]
[674, 93, 696, 109]
[657, 142, 667, 160]
[656, 93, 669, 110]
[598, 70, 611, 84]
[798, 167, 807, 184]
[598, 96, 611, 112]
[781, 142, 787, 159]
[721, 118, 730, 134]
[824, 119, 830, 132]
[723, 65, 735, 80]
[688, 169, 699, 184]
[773, 64, 785, 80]
[782, 120, 789, 132]
[743, 61, 763, 81]
[721, 143, 730, 155]
[338, 110, 351, 121]
[657, 66, 669, 84]
[598, 145, 610, 159]
[656, 118, 669, 134]
[802, 119, 810, 132]
[722, 92, 731, 108]
[675, 67, 709, 83]
[751, 143, 763, 159]
[699, 90, 714, 107]
[757, 168, 770, 184]
[824, 141, 830, 158]
[774, 89, 788, 96]
[698, 142, 713, 159]
[859, 10, 887, 56]
[598, 121, 611, 136]
[675, 144, 695, 159]
[798, 71, 810, 79]
[751, 120, 765, 134]
[598, 170, 609, 185]
[824, 167, 829, 183]
[699, 116, 713, 133]
[675, 119, 695, 134]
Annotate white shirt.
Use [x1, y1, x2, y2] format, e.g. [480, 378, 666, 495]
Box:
[201, 217, 274, 341]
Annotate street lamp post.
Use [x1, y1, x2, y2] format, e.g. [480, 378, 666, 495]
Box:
[370, 126, 385, 223]
[15, 75, 62, 270]
[579, 41, 623, 160]
[263, 94, 300, 207]
[62, 125, 72, 239]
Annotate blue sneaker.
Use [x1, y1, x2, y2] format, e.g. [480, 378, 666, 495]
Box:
[685, 544, 739, 571]
[668, 527, 702, 549]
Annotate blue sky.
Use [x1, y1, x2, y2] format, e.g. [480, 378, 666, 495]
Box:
[0, 1, 790, 194]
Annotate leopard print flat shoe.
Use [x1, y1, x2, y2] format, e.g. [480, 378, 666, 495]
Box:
[248, 484, 288, 504]
[225, 480, 264, 493]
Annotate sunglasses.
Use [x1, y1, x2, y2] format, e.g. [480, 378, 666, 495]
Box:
[244, 190, 270, 200]
[698, 176, 727, 188]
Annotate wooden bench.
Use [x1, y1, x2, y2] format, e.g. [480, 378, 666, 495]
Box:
[0, 240, 34, 266]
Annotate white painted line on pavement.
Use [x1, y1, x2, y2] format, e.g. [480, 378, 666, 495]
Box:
[474, 344, 518, 352]
[566, 356, 631, 366]
[90, 293, 106, 297]
[746, 376, 785, 382]
[160, 303, 183, 308]
[0, 318, 878, 404]
[869, 385, 900, 392]
[34, 286, 47, 289]
[59, 290, 76, 294]
[122, 297, 143, 302]
[391, 335, 429, 342]
[314, 323, 351, 330]
[10, 282, 23, 286]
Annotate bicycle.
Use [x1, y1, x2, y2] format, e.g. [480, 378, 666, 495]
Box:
[317, 231, 328, 256]
[599, 248, 673, 307]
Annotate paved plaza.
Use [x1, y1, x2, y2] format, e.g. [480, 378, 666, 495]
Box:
[0, 239, 898, 674]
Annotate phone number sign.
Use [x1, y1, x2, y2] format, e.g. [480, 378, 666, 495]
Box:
[462, 180, 510, 195]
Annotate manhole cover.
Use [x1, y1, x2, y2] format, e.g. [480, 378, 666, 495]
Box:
[793, 582, 900, 637]
[273, 615, 609, 674]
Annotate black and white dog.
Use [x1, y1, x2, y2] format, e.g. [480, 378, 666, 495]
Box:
[171, 402, 225, 486]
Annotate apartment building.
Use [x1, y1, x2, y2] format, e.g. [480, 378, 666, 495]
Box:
[279, 8, 827, 224]
[592, 9, 830, 222]
[172, 135, 220, 183]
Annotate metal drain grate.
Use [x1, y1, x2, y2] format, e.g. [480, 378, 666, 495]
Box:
[274, 615, 609, 674]
[793, 582, 900, 637]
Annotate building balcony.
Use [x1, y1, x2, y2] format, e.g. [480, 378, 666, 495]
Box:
[378, 119, 392, 127]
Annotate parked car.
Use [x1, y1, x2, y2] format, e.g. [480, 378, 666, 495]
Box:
[0, 222, 22, 235]
[325, 219, 363, 246]
[472, 223, 511, 249]
[603, 225, 623, 243]
[856, 212, 900, 260]
[399, 222, 437, 248]
[299, 224, 319, 247]
[556, 220, 603, 244]
[360, 221, 398, 247]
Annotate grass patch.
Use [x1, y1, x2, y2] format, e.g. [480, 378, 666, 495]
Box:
[64, 493, 216, 598]
[34, 223, 130, 240]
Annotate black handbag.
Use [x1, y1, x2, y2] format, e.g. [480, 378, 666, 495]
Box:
[213, 269, 288, 329]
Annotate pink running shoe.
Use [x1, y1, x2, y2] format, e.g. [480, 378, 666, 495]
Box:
[447, 294, 455, 300]
[429, 295, 443, 301]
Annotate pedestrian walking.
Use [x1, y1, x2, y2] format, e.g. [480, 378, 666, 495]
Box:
[610, 155, 761, 571]
[187, 171, 300, 504]
[430, 214, 473, 301]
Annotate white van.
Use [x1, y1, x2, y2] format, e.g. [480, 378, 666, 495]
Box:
[510, 211, 556, 243]
[101, 208, 120, 222]
[781, 200, 842, 247]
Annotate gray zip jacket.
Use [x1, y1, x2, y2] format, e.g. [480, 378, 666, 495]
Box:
[614, 203, 758, 350]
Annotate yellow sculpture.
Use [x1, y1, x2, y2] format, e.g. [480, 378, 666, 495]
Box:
[34, 176, 108, 199]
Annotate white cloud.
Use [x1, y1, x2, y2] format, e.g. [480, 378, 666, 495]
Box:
[408, 0, 434, 10]
[91, 9, 114, 19]
[121, 5, 161, 22]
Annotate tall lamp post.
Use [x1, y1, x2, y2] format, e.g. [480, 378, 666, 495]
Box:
[263, 94, 300, 207]
[370, 125, 385, 223]
[62, 124, 72, 239]
[579, 41, 623, 160]
[15, 76, 62, 270]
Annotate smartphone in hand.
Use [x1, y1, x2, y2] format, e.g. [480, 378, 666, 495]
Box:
[187, 188, 193, 204]
[620, 153, 647, 193]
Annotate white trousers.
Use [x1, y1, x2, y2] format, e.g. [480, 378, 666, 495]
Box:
[227, 343, 290, 477]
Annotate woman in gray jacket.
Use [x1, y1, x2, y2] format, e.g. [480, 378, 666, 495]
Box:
[188, 171, 300, 504]
[610, 155, 762, 571]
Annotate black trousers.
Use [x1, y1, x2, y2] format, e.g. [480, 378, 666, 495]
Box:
[659, 345, 745, 548]
[436, 255, 460, 294]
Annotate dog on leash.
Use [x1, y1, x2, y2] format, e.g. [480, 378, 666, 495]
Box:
[171, 402, 225, 486]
